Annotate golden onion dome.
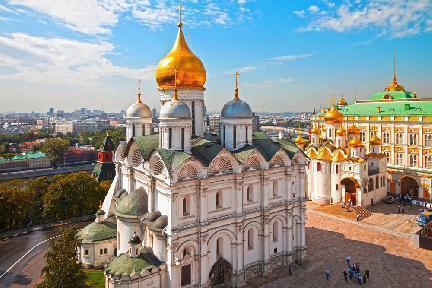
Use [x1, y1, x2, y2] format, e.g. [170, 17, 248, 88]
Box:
[306, 149, 317, 159]
[348, 137, 363, 148]
[332, 149, 346, 162]
[316, 147, 332, 161]
[370, 135, 382, 145]
[155, 22, 206, 90]
[324, 106, 343, 124]
[310, 126, 320, 135]
[336, 127, 346, 136]
[348, 125, 361, 134]
[294, 134, 307, 145]
[338, 97, 348, 106]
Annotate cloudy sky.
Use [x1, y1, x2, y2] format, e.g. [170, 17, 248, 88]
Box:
[0, 0, 431, 113]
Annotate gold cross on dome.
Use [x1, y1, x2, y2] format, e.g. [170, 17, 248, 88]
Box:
[234, 71, 240, 100]
[178, 3, 183, 25]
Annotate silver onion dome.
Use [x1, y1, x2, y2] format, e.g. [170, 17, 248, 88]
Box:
[160, 99, 191, 119]
[221, 99, 252, 118]
[126, 101, 152, 118]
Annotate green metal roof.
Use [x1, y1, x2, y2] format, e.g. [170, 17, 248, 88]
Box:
[371, 90, 415, 101]
[338, 100, 432, 116]
[78, 216, 116, 243]
[105, 248, 163, 278]
[191, 137, 223, 166]
[132, 134, 159, 160]
[252, 132, 282, 161]
[115, 187, 148, 218]
[8, 151, 48, 161]
[157, 149, 191, 173]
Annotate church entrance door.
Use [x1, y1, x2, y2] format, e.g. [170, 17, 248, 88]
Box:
[341, 178, 357, 205]
[209, 257, 232, 288]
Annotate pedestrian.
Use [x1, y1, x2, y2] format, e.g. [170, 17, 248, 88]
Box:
[363, 272, 367, 284]
[398, 205, 401, 214]
[289, 265, 292, 275]
[325, 269, 330, 281]
[402, 206, 405, 214]
[343, 271, 348, 282]
[365, 269, 369, 279]
[346, 256, 351, 265]
[358, 275, 362, 285]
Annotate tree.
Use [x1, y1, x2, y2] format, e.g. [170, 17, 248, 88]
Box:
[28, 176, 53, 225]
[37, 226, 88, 288]
[41, 138, 69, 165]
[0, 179, 33, 230]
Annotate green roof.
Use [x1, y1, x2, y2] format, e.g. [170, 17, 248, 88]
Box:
[78, 216, 116, 243]
[371, 90, 415, 101]
[6, 151, 48, 161]
[157, 148, 191, 173]
[233, 145, 257, 161]
[337, 100, 432, 116]
[191, 137, 223, 165]
[277, 138, 301, 158]
[252, 132, 282, 161]
[115, 187, 148, 217]
[105, 248, 163, 278]
[132, 134, 159, 160]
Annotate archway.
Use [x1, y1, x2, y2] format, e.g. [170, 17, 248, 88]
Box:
[341, 178, 358, 205]
[400, 176, 419, 198]
[209, 257, 232, 288]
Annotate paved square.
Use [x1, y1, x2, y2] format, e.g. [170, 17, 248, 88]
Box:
[248, 209, 432, 288]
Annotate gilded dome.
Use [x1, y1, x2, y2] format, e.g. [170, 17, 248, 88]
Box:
[155, 23, 206, 90]
[310, 126, 320, 134]
[338, 97, 348, 106]
[370, 135, 382, 145]
[336, 127, 346, 136]
[348, 125, 361, 134]
[324, 106, 343, 124]
[316, 147, 332, 161]
[294, 134, 307, 145]
[306, 149, 317, 159]
[332, 149, 346, 162]
[348, 137, 363, 148]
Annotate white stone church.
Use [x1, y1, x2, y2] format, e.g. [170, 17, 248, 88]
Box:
[78, 18, 307, 288]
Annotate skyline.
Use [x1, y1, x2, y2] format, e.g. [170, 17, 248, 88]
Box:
[0, 0, 431, 113]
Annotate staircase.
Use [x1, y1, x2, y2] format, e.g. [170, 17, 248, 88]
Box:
[353, 206, 372, 221]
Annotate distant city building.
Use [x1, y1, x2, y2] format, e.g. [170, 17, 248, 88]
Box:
[208, 113, 220, 134]
[63, 146, 97, 164]
[36, 119, 49, 129]
[0, 151, 50, 172]
[55, 120, 110, 135]
[252, 112, 260, 132]
[93, 135, 116, 182]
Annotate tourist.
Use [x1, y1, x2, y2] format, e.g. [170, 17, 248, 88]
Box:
[325, 269, 330, 280]
[402, 206, 405, 214]
[358, 275, 363, 285]
[365, 269, 369, 279]
[363, 272, 367, 284]
[346, 256, 351, 265]
[343, 271, 348, 282]
[398, 205, 401, 214]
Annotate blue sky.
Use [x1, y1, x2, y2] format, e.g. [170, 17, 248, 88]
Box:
[0, 0, 431, 113]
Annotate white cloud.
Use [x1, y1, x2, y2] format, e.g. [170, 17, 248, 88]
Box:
[269, 53, 315, 62]
[300, 0, 432, 37]
[0, 33, 153, 85]
[308, 5, 320, 13]
[225, 66, 257, 75]
[293, 10, 305, 18]
[244, 77, 294, 88]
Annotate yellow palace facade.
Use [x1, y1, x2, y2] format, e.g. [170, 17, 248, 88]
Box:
[311, 70, 432, 202]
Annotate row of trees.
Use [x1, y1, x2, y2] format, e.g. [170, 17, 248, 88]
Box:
[0, 172, 110, 231]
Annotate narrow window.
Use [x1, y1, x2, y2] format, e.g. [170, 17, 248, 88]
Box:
[335, 165, 339, 174]
[223, 125, 226, 146]
[142, 124, 146, 136]
[181, 128, 185, 150]
[317, 162, 322, 171]
[168, 128, 172, 149]
[233, 126, 237, 149]
[246, 186, 252, 202]
[191, 101, 195, 135]
[132, 124, 135, 137]
[84, 249, 89, 256]
[216, 238, 223, 257]
[181, 264, 192, 287]
[248, 229, 254, 250]
[216, 191, 222, 208]
[182, 197, 189, 216]
[273, 181, 278, 196]
[336, 184, 339, 190]
[246, 126, 248, 144]
[100, 249, 103, 255]
[104, 248, 108, 254]
[273, 222, 278, 242]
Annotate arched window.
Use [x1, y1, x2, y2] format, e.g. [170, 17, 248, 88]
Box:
[246, 186, 253, 202]
[233, 126, 237, 149]
[335, 164, 339, 174]
[168, 128, 172, 149]
[368, 178, 374, 192]
[245, 126, 248, 144]
[273, 222, 278, 242]
[182, 196, 189, 216]
[132, 124, 135, 137]
[216, 237, 223, 257]
[216, 191, 223, 209]
[181, 128, 185, 150]
[317, 162, 322, 172]
[272, 181, 278, 196]
[396, 132, 404, 144]
[247, 229, 254, 250]
[375, 176, 379, 189]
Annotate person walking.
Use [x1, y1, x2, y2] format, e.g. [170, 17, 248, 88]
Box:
[343, 271, 348, 282]
[365, 269, 370, 279]
[363, 272, 367, 284]
[325, 269, 330, 281]
[346, 256, 351, 266]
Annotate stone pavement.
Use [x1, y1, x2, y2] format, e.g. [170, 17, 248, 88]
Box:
[247, 210, 432, 288]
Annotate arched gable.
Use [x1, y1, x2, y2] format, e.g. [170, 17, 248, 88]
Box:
[127, 142, 143, 167]
[174, 158, 206, 182]
[114, 141, 127, 162]
[207, 228, 237, 247]
[270, 149, 291, 167]
[208, 149, 240, 176]
[269, 213, 287, 225]
[242, 150, 268, 171]
[148, 152, 168, 178]
[243, 220, 262, 233]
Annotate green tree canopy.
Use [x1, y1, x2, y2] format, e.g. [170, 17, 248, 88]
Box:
[37, 226, 88, 288]
[0, 179, 33, 230]
[40, 138, 70, 165]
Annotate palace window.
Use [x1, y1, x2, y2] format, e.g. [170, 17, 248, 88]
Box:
[335, 164, 339, 174]
[375, 176, 379, 189]
[168, 128, 172, 149]
[216, 191, 223, 209]
[383, 132, 390, 144]
[248, 229, 254, 250]
[397, 153, 404, 165]
[84, 249, 88, 256]
[181, 264, 192, 287]
[425, 135, 432, 147]
[396, 132, 404, 144]
[360, 131, 366, 142]
[273, 222, 279, 242]
[409, 154, 418, 167]
[409, 134, 418, 145]
[368, 178, 374, 192]
[425, 156, 432, 168]
[100, 249, 103, 255]
[384, 152, 390, 162]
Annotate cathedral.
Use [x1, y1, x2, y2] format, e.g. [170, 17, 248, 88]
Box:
[78, 17, 307, 288]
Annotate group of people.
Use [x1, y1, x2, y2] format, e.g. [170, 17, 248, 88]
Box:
[396, 193, 413, 214]
[325, 256, 370, 285]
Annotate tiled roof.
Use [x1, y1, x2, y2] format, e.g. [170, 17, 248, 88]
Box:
[78, 216, 116, 243]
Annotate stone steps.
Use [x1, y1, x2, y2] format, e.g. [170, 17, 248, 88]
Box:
[353, 206, 372, 221]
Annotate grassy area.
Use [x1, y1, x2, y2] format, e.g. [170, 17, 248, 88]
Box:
[84, 269, 104, 288]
